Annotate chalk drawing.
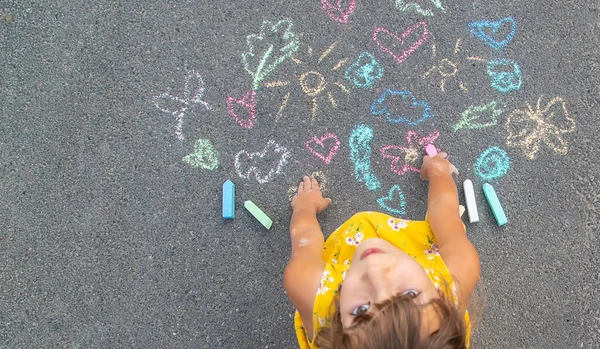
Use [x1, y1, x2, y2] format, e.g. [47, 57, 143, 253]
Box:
[287, 171, 328, 201]
[320, 0, 356, 24]
[306, 132, 341, 165]
[152, 70, 212, 141]
[395, 0, 445, 17]
[423, 39, 469, 92]
[453, 101, 504, 132]
[373, 22, 432, 64]
[227, 90, 257, 129]
[380, 130, 440, 175]
[487, 58, 522, 92]
[371, 89, 433, 126]
[234, 140, 291, 184]
[349, 124, 381, 190]
[243, 19, 301, 90]
[182, 139, 219, 170]
[505, 96, 576, 160]
[474, 146, 510, 181]
[344, 52, 384, 88]
[468, 17, 516, 50]
[377, 185, 407, 215]
[264, 43, 350, 123]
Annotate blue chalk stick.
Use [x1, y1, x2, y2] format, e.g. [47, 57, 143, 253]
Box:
[222, 180, 235, 218]
[482, 183, 507, 226]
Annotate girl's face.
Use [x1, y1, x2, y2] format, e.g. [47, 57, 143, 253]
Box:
[339, 238, 440, 331]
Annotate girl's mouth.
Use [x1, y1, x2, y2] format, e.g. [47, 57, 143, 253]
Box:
[360, 248, 382, 260]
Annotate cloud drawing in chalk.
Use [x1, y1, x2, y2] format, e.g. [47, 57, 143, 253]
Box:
[371, 89, 433, 126]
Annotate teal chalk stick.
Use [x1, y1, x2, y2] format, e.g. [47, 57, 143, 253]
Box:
[482, 183, 507, 226]
[222, 180, 235, 218]
[244, 200, 272, 229]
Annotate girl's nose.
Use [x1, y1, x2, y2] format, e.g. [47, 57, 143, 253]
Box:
[363, 264, 394, 301]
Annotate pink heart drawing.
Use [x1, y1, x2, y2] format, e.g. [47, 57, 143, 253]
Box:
[227, 90, 256, 129]
[306, 132, 341, 165]
[373, 21, 432, 64]
[320, 0, 356, 24]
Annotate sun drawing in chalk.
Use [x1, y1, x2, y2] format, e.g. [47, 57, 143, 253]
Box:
[423, 38, 486, 93]
[264, 42, 351, 123]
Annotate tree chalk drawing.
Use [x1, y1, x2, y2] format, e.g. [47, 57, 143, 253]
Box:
[345, 52, 384, 88]
[320, 0, 356, 24]
[474, 146, 510, 181]
[306, 132, 341, 165]
[243, 19, 301, 90]
[487, 58, 522, 92]
[371, 89, 433, 126]
[349, 124, 381, 191]
[395, 0, 445, 17]
[182, 139, 220, 170]
[153, 70, 212, 141]
[234, 140, 292, 184]
[453, 101, 504, 132]
[377, 185, 407, 215]
[227, 90, 257, 129]
[505, 96, 576, 160]
[373, 21, 432, 64]
[380, 130, 439, 175]
[468, 17, 516, 50]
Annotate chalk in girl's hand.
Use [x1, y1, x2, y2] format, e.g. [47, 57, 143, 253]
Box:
[222, 180, 235, 219]
[244, 200, 273, 229]
[425, 144, 438, 157]
[463, 179, 479, 223]
[482, 183, 507, 226]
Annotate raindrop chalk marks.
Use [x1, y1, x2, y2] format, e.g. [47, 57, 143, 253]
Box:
[345, 52, 384, 88]
[474, 146, 510, 181]
[373, 21, 432, 64]
[505, 96, 576, 160]
[153, 71, 212, 141]
[371, 89, 433, 126]
[380, 130, 440, 175]
[227, 90, 257, 129]
[182, 139, 219, 170]
[468, 17, 516, 50]
[453, 101, 504, 132]
[487, 58, 522, 92]
[320, 0, 356, 24]
[349, 124, 381, 191]
[242, 19, 301, 90]
[377, 185, 407, 215]
[306, 132, 341, 165]
[395, 0, 445, 17]
[234, 140, 291, 184]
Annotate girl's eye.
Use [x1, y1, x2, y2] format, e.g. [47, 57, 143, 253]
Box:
[402, 290, 420, 298]
[351, 303, 370, 316]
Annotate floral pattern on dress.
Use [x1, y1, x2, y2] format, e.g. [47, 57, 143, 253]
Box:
[387, 217, 408, 231]
[345, 231, 364, 246]
[316, 270, 335, 296]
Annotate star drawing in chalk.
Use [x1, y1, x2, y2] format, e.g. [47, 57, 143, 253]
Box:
[380, 130, 440, 175]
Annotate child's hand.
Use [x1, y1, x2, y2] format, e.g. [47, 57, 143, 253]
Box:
[291, 176, 332, 213]
[420, 153, 457, 181]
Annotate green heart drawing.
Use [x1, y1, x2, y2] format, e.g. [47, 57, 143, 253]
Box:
[183, 139, 219, 170]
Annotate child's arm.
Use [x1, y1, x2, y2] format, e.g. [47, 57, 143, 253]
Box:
[283, 176, 331, 338]
[420, 154, 480, 313]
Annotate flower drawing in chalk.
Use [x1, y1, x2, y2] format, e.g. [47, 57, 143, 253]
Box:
[395, 0, 445, 17]
[505, 96, 576, 160]
[182, 139, 219, 170]
[345, 52, 384, 88]
[380, 130, 440, 175]
[153, 70, 212, 141]
[423, 39, 477, 93]
[234, 140, 292, 184]
[242, 19, 301, 91]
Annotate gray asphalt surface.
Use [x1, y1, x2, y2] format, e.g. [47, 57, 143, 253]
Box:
[1, 1, 599, 348]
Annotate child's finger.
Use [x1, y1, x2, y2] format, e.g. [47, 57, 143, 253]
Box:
[298, 181, 304, 192]
[311, 177, 318, 190]
[438, 152, 448, 159]
[303, 176, 311, 189]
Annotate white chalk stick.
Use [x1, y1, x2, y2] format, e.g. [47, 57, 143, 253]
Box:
[463, 179, 479, 223]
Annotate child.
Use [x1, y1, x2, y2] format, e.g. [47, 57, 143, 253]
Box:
[284, 153, 480, 349]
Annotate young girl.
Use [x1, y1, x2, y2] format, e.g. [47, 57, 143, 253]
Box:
[284, 153, 480, 348]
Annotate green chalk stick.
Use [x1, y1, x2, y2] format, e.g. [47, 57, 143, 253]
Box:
[483, 183, 507, 226]
[244, 200, 272, 229]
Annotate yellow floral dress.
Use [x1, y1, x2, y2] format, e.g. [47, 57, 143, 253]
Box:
[294, 211, 471, 348]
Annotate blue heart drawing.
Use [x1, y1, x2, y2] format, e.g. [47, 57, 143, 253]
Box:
[345, 52, 384, 88]
[371, 89, 433, 126]
[377, 185, 407, 215]
[468, 17, 516, 50]
[487, 58, 522, 92]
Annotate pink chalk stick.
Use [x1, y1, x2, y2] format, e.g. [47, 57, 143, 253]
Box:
[425, 144, 438, 157]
